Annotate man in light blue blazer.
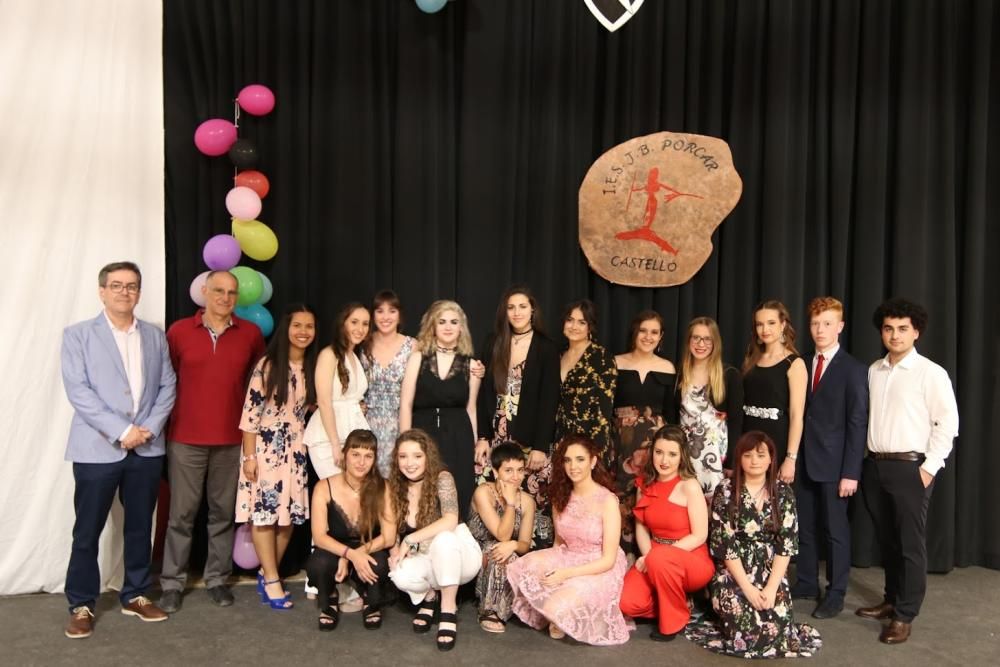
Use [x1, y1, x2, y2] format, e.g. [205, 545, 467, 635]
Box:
[61, 261, 176, 639]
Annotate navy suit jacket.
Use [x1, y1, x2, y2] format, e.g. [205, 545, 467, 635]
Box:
[61, 312, 177, 464]
[801, 349, 868, 483]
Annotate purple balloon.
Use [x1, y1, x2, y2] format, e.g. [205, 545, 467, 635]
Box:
[237, 84, 275, 116]
[202, 234, 242, 270]
[189, 271, 209, 307]
[232, 523, 260, 569]
[194, 118, 237, 156]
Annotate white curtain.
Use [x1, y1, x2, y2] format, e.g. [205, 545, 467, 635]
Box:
[0, 0, 164, 595]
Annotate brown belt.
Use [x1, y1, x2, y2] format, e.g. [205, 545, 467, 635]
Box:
[868, 451, 924, 462]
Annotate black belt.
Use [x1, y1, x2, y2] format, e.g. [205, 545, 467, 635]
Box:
[867, 451, 924, 462]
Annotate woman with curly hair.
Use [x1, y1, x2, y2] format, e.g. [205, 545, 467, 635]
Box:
[305, 429, 396, 631]
[506, 435, 630, 645]
[399, 300, 482, 514]
[387, 429, 481, 651]
[741, 301, 808, 484]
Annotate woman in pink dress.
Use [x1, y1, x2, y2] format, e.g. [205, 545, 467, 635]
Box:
[506, 434, 630, 645]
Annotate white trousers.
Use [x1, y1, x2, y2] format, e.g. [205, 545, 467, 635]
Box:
[389, 524, 482, 604]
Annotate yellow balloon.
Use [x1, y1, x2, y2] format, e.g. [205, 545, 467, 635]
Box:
[231, 219, 278, 261]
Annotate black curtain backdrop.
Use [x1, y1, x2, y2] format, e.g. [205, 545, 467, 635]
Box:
[164, 0, 1000, 571]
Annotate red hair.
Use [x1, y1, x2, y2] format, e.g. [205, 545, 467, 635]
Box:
[548, 434, 616, 513]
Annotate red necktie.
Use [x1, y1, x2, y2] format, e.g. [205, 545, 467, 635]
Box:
[812, 354, 825, 392]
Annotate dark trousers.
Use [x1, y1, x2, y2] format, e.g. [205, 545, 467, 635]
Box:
[794, 475, 851, 599]
[861, 457, 934, 622]
[65, 452, 163, 612]
[160, 442, 240, 590]
[305, 547, 392, 610]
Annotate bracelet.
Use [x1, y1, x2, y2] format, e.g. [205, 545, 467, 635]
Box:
[342, 545, 350, 558]
[786, 452, 798, 461]
[240, 454, 254, 463]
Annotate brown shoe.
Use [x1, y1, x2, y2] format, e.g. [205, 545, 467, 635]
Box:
[879, 620, 911, 644]
[855, 601, 894, 620]
[121, 596, 168, 622]
[65, 606, 94, 639]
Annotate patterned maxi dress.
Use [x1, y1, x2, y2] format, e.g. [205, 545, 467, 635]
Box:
[235, 359, 310, 526]
[554, 342, 617, 472]
[506, 485, 630, 646]
[679, 384, 727, 497]
[361, 336, 415, 478]
[467, 487, 524, 622]
[686, 478, 822, 658]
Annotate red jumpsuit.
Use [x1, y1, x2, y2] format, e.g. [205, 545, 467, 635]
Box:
[619, 475, 714, 634]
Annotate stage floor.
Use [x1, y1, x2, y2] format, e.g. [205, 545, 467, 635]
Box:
[4, 565, 997, 666]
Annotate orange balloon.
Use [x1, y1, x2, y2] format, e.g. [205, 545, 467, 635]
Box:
[234, 170, 270, 199]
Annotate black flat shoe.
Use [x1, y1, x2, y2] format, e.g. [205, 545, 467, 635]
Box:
[437, 611, 458, 651]
[412, 596, 438, 634]
[363, 604, 383, 630]
[650, 628, 678, 642]
[812, 596, 844, 619]
[318, 604, 339, 632]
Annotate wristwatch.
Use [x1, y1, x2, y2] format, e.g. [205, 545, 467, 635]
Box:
[403, 537, 419, 554]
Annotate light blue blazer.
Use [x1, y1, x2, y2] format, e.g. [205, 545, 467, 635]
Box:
[61, 312, 177, 463]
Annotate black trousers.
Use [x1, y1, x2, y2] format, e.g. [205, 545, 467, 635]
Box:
[861, 457, 934, 622]
[794, 474, 851, 599]
[305, 547, 392, 610]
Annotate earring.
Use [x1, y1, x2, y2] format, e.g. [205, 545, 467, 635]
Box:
[780, 333, 786, 344]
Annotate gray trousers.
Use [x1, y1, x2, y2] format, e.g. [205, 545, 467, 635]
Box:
[160, 442, 240, 590]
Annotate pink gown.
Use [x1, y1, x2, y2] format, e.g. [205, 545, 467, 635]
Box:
[506, 485, 630, 645]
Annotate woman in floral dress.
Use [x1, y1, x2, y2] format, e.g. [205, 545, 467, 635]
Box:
[236, 305, 318, 610]
[687, 431, 821, 658]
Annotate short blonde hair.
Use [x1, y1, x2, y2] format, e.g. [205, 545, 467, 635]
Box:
[416, 300, 474, 356]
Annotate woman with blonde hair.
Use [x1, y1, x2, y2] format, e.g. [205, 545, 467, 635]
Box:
[399, 300, 482, 513]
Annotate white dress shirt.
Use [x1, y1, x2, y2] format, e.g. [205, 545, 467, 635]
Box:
[104, 311, 143, 440]
[867, 348, 959, 476]
[812, 343, 839, 385]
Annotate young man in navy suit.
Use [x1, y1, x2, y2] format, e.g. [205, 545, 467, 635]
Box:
[791, 297, 868, 618]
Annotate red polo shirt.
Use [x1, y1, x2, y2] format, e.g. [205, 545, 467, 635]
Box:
[166, 310, 266, 445]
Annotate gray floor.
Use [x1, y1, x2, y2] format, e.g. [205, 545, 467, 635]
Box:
[3, 566, 998, 666]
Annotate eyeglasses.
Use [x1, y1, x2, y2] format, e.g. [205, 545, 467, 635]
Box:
[105, 282, 140, 294]
[209, 287, 239, 298]
[690, 335, 714, 345]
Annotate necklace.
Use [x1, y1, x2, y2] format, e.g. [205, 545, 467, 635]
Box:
[344, 476, 361, 495]
[745, 482, 767, 504]
[435, 344, 456, 354]
[512, 329, 533, 346]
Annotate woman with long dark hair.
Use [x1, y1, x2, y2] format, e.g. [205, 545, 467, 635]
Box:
[305, 429, 395, 630]
[687, 431, 821, 658]
[236, 304, 318, 610]
[741, 301, 808, 484]
[506, 435, 630, 646]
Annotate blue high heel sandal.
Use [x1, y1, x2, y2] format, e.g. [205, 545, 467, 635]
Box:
[260, 579, 293, 610]
[256, 571, 265, 596]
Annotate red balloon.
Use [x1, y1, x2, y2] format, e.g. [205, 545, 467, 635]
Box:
[234, 170, 270, 199]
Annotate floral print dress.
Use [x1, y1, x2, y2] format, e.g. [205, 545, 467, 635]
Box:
[361, 336, 414, 477]
[554, 342, 617, 471]
[679, 384, 727, 498]
[686, 478, 822, 658]
[235, 359, 310, 526]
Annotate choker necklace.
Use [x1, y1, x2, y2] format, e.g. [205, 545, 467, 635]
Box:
[512, 329, 533, 345]
[435, 344, 456, 354]
[345, 476, 361, 495]
[407, 475, 426, 484]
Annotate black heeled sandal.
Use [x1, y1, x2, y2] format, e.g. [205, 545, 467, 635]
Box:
[362, 604, 382, 630]
[437, 611, 458, 652]
[412, 596, 438, 634]
[318, 603, 339, 632]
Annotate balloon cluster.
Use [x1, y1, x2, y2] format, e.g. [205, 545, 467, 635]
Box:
[191, 84, 278, 337]
[415, 0, 449, 13]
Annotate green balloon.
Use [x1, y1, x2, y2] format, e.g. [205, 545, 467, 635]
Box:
[231, 265, 263, 305]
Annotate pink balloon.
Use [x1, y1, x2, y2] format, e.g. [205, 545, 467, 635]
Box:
[202, 234, 242, 270]
[232, 523, 260, 569]
[194, 118, 237, 156]
[189, 271, 210, 307]
[237, 84, 275, 116]
[226, 186, 262, 220]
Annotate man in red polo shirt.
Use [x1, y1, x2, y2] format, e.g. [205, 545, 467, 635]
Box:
[158, 270, 265, 612]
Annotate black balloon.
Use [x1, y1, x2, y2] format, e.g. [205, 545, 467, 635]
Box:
[228, 138, 258, 168]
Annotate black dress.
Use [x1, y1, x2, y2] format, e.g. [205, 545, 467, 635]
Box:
[304, 479, 393, 610]
[412, 353, 475, 516]
[612, 369, 678, 493]
[741, 355, 799, 462]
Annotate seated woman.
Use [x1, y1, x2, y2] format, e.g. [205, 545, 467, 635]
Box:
[619, 425, 713, 641]
[687, 431, 822, 658]
[388, 429, 482, 651]
[506, 435, 630, 646]
[468, 442, 536, 633]
[305, 429, 395, 631]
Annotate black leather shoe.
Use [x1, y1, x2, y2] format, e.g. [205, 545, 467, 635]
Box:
[207, 586, 234, 607]
[650, 629, 678, 642]
[856, 601, 894, 620]
[789, 585, 819, 600]
[812, 596, 844, 619]
[159, 590, 182, 614]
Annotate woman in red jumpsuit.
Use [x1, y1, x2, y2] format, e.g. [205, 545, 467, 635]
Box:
[619, 424, 714, 641]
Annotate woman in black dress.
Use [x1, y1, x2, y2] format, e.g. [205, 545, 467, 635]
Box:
[476, 286, 560, 544]
[399, 300, 482, 515]
[740, 300, 808, 484]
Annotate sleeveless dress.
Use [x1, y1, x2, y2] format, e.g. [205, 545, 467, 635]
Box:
[235, 360, 309, 526]
[302, 351, 370, 478]
[467, 487, 524, 622]
[361, 336, 415, 478]
[506, 485, 630, 646]
[741, 355, 798, 461]
[411, 353, 475, 515]
[554, 342, 617, 472]
[686, 478, 822, 658]
[679, 385, 728, 497]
